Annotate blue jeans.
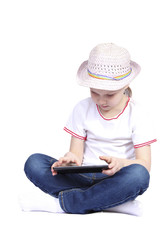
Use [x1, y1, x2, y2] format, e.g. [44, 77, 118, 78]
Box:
[24, 153, 150, 214]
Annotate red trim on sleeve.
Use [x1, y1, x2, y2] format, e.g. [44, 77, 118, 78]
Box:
[134, 139, 157, 148]
[64, 127, 87, 141]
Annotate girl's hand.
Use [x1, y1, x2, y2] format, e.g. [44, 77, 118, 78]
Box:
[51, 152, 81, 176]
[99, 156, 124, 176]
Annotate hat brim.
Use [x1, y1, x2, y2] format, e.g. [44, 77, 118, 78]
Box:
[77, 60, 141, 91]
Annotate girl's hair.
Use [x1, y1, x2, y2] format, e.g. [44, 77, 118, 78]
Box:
[124, 87, 132, 97]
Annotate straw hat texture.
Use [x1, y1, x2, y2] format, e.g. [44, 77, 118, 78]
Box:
[77, 43, 141, 91]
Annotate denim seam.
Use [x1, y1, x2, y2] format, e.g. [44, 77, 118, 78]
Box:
[78, 173, 108, 181]
[77, 169, 149, 196]
[59, 188, 85, 213]
[60, 191, 68, 213]
[59, 180, 148, 213]
[59, 188, 145, 213]
[101, 189, 144, 211]
[61, 188, 84, 195]
[78, 173, 94, 180]
[59, 178, 109, 197]
[92, 173, 96, 181]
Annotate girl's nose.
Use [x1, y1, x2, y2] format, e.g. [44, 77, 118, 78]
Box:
[98, 97, 107, 105]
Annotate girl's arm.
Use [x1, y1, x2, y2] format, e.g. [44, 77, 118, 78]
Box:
[124, 145, 151, 172]
[68, 136, 84, 165]
[51, 136, 84, 175]
[100, 145, 151, 176]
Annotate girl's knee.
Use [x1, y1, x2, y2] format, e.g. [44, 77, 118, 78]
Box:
[24, 153, 49, 177]
[24, 153, 40, 176]
[24, 153, 57, 177]
[127, 164, 150, 190]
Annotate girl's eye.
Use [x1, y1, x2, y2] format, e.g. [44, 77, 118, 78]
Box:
[107, 94, 114, 97]
[92, 92, 98, 96]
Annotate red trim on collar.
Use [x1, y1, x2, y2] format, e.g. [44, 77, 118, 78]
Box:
[96, 97, 130, 121]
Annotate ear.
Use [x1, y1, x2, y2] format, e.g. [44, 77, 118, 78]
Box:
[123, 85, 128, 94]
[124, 86, 132, 97]
[124, 85, 129, 90]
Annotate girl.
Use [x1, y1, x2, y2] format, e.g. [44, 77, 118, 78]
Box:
[23, 43, 156, 215]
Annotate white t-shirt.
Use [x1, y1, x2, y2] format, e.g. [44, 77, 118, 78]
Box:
[64, 97, 156, 166]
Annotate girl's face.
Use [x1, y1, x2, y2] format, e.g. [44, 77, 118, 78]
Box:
[90, 87, 127, 113]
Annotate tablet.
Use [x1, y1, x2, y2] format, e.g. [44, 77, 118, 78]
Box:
[53, 165, 108, 174]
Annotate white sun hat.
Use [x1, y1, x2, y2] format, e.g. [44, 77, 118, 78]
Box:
[77, 43, 141, 91]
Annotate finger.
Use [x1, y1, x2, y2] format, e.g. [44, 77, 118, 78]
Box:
[59, 157, 76, 164]
[108, 160, 116, 169]
[52, 170, 57, 176]
[102, 163, 120, 175]
[51, 161, 61, 168]
[59, 157, 79, 166]
[102, 168, 115, 176]
[58, 159, 70, 166]
[51, 166, 58, 176]
[58, 157, 68, 164]
[51, 161, 61, 174]
[51, 161, 60, 176]
[71, 158, 80, 166]
[99, 156, 112, 163]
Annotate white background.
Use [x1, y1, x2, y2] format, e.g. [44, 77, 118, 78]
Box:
[0, 0, 160, 239]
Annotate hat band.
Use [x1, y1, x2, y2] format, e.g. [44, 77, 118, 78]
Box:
[87, 68, 132, 81]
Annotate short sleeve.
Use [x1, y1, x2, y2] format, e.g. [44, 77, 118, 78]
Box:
[64, 99, 88, 141]
[131, 104, 157, 148]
